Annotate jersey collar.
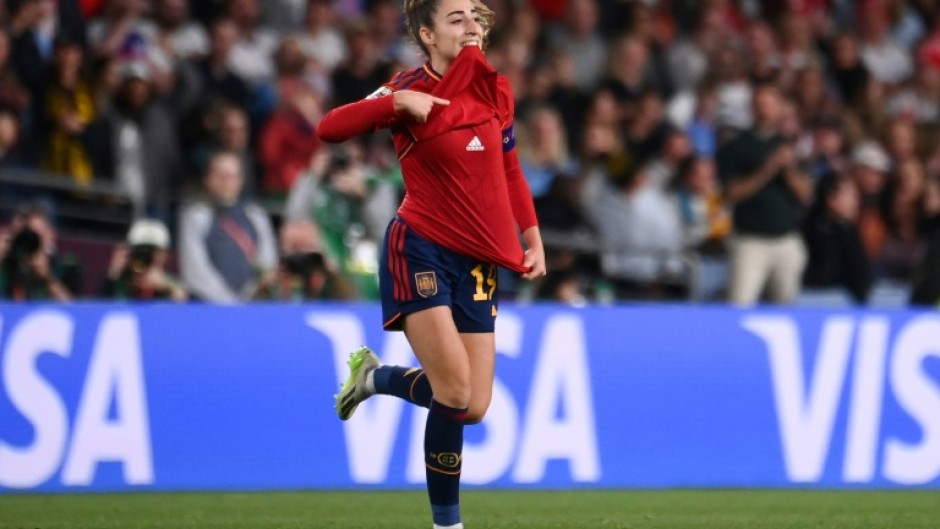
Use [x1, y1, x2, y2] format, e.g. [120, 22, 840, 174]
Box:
[423, 62, 443, 82]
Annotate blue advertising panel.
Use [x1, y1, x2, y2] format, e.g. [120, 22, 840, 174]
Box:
[0, 303, 938, 492]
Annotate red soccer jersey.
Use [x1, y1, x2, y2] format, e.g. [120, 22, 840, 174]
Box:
[318, 46, 537, 273]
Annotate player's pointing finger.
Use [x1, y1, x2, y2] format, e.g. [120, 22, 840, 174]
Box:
[430, 96, 450, 106]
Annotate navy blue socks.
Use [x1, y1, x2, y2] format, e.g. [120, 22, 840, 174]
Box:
[371, 365, 433, 407]
[425, 399, 467, 527]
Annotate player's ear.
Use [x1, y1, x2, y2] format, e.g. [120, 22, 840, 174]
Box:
[419, 25, 435, 48]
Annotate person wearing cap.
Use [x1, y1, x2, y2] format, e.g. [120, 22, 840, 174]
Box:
[99, 218, 188, 301]
[849, 140, 891, 260]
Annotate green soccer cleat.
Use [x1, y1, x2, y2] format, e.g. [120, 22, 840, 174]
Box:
[334, 346, 381, 420]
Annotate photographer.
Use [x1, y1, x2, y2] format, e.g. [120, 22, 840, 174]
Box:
[99, 219, 188, 302]
[283, 142, 400, 299]
[0, 227, 71, 301]
[256, 219, 356, 301]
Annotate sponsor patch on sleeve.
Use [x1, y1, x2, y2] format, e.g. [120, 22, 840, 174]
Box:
[366, 86, 394, 100]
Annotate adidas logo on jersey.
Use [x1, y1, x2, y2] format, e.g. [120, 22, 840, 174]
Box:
[466, 136, 485, 151]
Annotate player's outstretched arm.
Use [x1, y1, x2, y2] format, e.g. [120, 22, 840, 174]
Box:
[317, 91, 449, 143]
[317, 95, 399, 143]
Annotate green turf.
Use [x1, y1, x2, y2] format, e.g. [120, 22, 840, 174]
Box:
[1, 489, 939, 529]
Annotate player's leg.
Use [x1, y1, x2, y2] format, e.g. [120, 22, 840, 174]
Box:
[461, 331, 495, 424]
[404, 305, 471, 529]
[334, 219, 439, 420]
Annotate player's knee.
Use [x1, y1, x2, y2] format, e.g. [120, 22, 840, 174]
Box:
[465, 404, 489, 424]
[433, 383, 471, 410]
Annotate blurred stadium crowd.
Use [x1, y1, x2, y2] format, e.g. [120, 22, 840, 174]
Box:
[0, 0, 939, 306]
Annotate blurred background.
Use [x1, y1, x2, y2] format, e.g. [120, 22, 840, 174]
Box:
[1, 0, 938, 308]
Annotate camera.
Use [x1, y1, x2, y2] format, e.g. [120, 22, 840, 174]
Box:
[129, 244, 156, 273]
[327, 147, 352, 173]
[281, 251, 326, 277]
[3, 227, 42, 283]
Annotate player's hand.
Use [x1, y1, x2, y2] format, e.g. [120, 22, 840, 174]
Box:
[521, 246, 546, 281]
[393, 90, 450, 123]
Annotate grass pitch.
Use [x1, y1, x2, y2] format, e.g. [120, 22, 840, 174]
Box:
[1, 489, 939, 529]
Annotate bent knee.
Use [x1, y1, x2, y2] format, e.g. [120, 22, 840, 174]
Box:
[465, 403, 490, 424]
[432, 385, 471, 411]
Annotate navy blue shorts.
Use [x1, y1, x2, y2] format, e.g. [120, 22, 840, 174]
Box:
[380, 217, 499, 333]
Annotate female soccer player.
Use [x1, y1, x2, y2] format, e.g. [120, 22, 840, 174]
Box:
[317, 0, 545, 527]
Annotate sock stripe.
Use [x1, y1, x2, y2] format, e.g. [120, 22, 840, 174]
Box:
[426, 463, 462, 476]
[431, 400, 469, 423]
[409, 372, 425, 402]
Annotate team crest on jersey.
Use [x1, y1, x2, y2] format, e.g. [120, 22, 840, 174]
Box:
[415, 271, 438, 297]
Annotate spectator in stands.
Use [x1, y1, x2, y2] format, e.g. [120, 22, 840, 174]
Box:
[544, 49, 591, 154]
[329, 21, 393, 107]
[8, 0, 57, 97]
[887, 54, 940, 122]
[516, 106, 575, 199]
[675, 155, 730, 301]
[580, 113, 686, 300]
[258, 77, 322, 195]
[624, 90, 671, 167]
[859, 0, 913, 86]
[792, 65, 834, 126]
[190, 104, 256, 197]
[255, 218, 356, 301]
[193, 17, 252, 111]
[283, 142, 395, 300]
[851, 141, 891, 260]
[776, 12, 822, 89]
[0, 30, 31, 118]
[744, 20, 780, 85]
[829, 32, 870, 108]
[546, 0, 606, 92]
[676, 155, 730, 252]
[0, 109, 25, 167]
[602, 35, 659, 107]
[99, 218, 188, 301]
[801, 173, 873, 304]
[225, 0, 279, 87]
[41, 36, 96, 186]
[805, 115, 848, 181]
[85, 60, 182, 218]
[149, 0, 209, 61]
[645, 128, 692, 190]
[178, 151, 276, 302]
[365, 0, 419, 67]
[0, 203, 77, 300]
[717, 83, 813, 305]
[296, 0, 347, 73]
[884, 117, 919, 166]
[880, 157, 928, 281]
[910, 176, 940, 306]
[87, 0, 156, 63]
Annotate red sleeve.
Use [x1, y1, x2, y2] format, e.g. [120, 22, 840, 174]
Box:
[495, 74, 537, 231]
[504, 146, 538, 231]
[316, 95, 399, 143]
